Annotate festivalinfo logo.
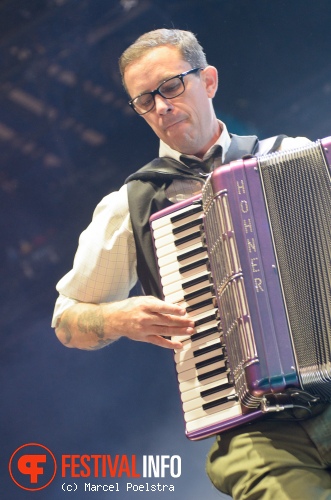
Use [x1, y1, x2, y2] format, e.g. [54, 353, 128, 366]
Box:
[9, 443, 57, 491]
[9, 442, 182, 493]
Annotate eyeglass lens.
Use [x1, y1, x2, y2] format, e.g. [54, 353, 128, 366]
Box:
[133, 76, 184, 114]
[130, 68, 202, 115]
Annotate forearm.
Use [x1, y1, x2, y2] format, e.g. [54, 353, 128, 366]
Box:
[55, 296, 195, 351]
[55, 302, 119, 350]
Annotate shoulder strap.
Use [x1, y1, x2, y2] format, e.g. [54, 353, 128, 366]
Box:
[223, 134, 259, 164]
[256, 134, 288, 155]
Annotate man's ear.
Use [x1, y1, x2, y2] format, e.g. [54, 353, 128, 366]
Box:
[201, 66, 218, 98]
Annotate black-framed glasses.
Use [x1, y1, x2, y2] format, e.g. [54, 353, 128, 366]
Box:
[128, 67, 203, 115]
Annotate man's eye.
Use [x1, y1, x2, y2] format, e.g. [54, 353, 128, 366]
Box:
[161, 79, 181, 95]
[138, 94, 153, 107]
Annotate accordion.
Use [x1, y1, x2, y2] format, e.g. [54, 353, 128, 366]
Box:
[150, 137, 331, 440]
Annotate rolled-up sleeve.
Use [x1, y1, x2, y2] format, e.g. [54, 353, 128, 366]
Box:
[51, 184, 137, 327]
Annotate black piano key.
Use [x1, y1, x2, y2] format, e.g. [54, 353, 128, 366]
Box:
[186, 297, 215, 313]
[201, 382, 233, 398]
[195, 354, 225, 370]
[182, 274, 211, 290]
[179, 257, 209, 275]
[175, 230, 202, 247]
[170, 205, 202, 223]
[173, 219, 202, 235]
[177, 246, 205, 262]
[198, 366, 227, 382]
[193, 342, 222, 358]
[202, 393, 239, 411]
[184, 285, 214, 302]
[191, 326, 221, 343]
[194, 313, 218, 327]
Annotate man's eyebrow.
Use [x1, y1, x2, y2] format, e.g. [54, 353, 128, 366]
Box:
[136, 73, 179, 96]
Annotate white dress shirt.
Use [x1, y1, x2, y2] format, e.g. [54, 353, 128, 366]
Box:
[51, 123, 310, 327]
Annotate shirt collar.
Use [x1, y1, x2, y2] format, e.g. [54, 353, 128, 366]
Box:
[158, 120, 231, 164]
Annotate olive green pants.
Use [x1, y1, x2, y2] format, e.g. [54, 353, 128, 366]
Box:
[206, 405, 331, 499]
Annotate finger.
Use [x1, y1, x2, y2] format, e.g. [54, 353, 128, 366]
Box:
[147, 335, 184, 350]
[152, 314, 195, 330]
[151, 324, 195, 337]
[145, 297, 188, 317]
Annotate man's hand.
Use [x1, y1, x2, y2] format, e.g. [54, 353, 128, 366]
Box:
[55, 295, 195, 350]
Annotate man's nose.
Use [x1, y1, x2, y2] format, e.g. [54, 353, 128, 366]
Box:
[154, 94, 173, 114]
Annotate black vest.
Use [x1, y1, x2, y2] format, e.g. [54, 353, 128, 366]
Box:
[125, 133, 286, 298]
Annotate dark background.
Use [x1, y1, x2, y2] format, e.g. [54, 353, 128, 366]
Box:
[1, 0, 330, 498]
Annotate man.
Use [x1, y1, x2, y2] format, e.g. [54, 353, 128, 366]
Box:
[52, 29, 331, 499]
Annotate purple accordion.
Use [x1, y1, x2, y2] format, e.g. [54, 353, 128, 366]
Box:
[150, 137, 331, 440]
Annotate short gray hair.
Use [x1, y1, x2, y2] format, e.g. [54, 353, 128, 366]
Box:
[119, 29, 208, 91]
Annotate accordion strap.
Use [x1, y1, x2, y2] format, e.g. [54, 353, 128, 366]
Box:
[257, 134, 288, 155]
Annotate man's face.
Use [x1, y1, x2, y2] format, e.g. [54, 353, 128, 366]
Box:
[124, 46, 219, 158]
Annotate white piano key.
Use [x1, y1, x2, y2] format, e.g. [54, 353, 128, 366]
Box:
[184, 398, 239, 423]
[164, 280, 211, 303]
[185, 300, 217, 319]
[194, 320, 220, 336]
[172, 224, 202, 240]
[179, 371, 229, 393]
[157, 242, 204, 268]
[179, 330, 221, 354]
[173, 334, 192, 343]
[177, 359, 226, 383]
[176, 289, 214, 309]
[151, 211, 202, 238]
[173, 320, 218, 345]
[190, 308, 218, 324]
[185, 402, 242, 433]
[160, 260, 209, 286]
[181, 272, 211, 293]
[162, 279, 182, 296]
[162, 270, 209, 296]
[176, 346, 224, 373]
[151, 205, 202, 229]
[165, 297, 215, 320]
[159, 251, 208, 278]
[175, 335, 221, 363]
[171, 324, 219, 348]
[154, 224, 201, 249]
[155, 233, 201, 256]
[181, 376, 231, 403]
[183, 386, 236, 412]
[165, 288, 190, 304]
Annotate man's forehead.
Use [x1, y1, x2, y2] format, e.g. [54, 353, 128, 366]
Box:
[134, 44, 183, 64]
[124, 46, 189, 92]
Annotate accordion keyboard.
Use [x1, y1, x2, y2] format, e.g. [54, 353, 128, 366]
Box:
[150, 200, 242, 437]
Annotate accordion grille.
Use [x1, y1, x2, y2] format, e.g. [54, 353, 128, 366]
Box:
[259, 143, 331, 399]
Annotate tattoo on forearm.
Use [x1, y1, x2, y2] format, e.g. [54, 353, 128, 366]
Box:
[58, 317, 73, 345]
[77, 308, 105, 339]
[57, 306, 113, 350]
